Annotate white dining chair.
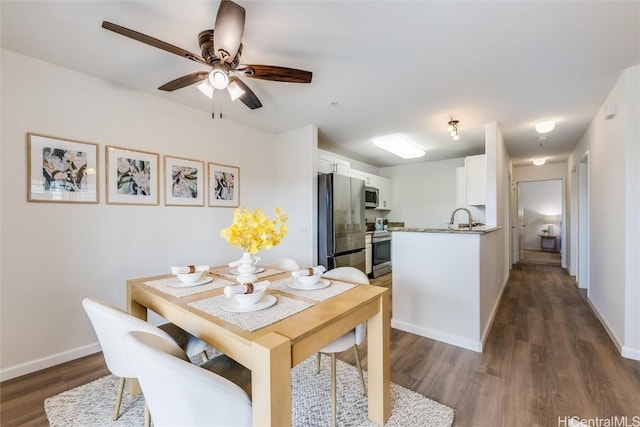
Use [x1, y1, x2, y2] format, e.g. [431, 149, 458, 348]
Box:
[123, 331, 252, 427]
[266, 258, 300, 272]
[81, 297, 210, 426]
[318, 266, 369, 427]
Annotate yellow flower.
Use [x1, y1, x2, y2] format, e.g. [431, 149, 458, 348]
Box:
[220, 207, 288, 254]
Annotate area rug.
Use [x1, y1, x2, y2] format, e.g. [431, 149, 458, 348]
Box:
[45, 355, 454, 427]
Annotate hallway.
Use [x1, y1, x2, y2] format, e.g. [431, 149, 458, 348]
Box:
[360, 263, 640, 425]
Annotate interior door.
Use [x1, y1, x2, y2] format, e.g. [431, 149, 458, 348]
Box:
[517, 183, 525, 261]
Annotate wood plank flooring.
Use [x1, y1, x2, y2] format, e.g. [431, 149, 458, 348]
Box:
[2, 264, 639, 426]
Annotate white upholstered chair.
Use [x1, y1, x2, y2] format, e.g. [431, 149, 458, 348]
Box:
[123, 331, 252, 427]
[318, 266, 369, 427]
[266, 258, 300, 272]
[81, 297, 210, 426]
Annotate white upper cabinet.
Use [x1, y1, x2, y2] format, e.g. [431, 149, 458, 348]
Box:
[464, 154, 486, 205]
[349, 169, 373, 186]
[373, 176, 392, 210]
[318, 152, 350, 175]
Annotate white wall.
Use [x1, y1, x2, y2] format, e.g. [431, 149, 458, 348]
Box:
[381, 158, 465, 228]
[567, 65, 639, 360]
[272, 125, 318, 267]
[519, 180, 562, 250]
[0, 49, 317, 379]
[485, 122, 511, 291]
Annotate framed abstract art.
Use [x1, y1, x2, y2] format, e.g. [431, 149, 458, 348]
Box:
[27, 132, 99, 203]
[106, 145, 159, 205]
[208, 162, 239, 207]
[164, 155, 205, 206]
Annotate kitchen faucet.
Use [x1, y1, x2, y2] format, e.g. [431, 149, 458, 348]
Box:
[450, 207, 473, 230]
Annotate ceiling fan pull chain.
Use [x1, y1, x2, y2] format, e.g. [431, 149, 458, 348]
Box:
[211, 90, 216, 119]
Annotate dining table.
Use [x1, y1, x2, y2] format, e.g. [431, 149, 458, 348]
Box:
[126, 265, 391, 426]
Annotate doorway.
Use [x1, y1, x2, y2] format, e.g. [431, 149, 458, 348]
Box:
[577, 154, 589, 292]
[516, 179, 563, 266]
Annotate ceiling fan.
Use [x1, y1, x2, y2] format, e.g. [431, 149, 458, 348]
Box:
[102, 0, 312, 112]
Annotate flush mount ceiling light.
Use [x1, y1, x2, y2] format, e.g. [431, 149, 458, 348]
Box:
[533, 158, 546, 166]
[535, 120, 556, 134]
[447, 117, 460, 140]
[372, 135, 425, 159]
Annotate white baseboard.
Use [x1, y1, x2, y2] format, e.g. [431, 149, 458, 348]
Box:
[0, 342, 101, 382]
[621, 346, 640, 361]
[391, 319, 482, 352]
[586, 298, 622, 351]
[481, 272, 510, 347]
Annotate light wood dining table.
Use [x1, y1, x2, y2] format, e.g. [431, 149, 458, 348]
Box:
[126, 267, 391, 426]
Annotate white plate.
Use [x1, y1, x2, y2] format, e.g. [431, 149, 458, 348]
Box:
[221, 294, 277, 312]
[228, 267, 265, 275]
[167, 277, 213, 288]
[288, 278, 331, 291]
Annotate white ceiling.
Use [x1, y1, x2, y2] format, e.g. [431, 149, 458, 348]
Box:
[2, 1, 638, 167]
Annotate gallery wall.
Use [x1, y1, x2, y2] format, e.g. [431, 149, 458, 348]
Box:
[0, 49, 317, 379]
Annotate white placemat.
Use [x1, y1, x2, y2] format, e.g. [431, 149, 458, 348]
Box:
[142, 276, 232, 298]
[209, 267, 283, 281]
[188, 293, 314, 332]
[270, 277, 356, 301]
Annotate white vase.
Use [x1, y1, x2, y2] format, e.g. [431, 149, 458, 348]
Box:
[235, 251, 259, 284]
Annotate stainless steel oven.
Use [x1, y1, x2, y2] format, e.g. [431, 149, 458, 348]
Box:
[371, 230, 391, 277]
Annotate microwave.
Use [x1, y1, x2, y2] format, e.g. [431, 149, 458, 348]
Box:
[365, 186, 379, 208]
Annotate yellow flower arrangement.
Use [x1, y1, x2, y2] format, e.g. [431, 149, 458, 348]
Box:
[220, 207, 288, 254]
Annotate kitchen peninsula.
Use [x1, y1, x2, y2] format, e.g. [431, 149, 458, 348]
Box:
[389, 226, 505, 352]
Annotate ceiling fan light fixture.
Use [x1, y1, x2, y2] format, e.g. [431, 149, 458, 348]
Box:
[535, 120, 556, 134]
[533, 158, 546, 166]
[372, 135, 425, 159]
[227, 80, 245, 101]
[209, 64, 229, 90]
[196, 80, 214, 98]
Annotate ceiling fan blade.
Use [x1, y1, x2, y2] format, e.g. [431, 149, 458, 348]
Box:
[158, 71, 210, 91]
[102, 21, 208, 66]
[229, 77, 262, 109]
[239, 65, 312, 83]
[213, 0, 245, 63]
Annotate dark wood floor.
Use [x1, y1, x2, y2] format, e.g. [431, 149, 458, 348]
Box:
[2, 264, 639, 426]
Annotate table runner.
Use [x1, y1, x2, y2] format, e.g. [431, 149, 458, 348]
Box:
[209, 267, 283, 281]
[188, 293, 313, 332]
[270, 277, 356, 301]
[142, 276, 232, 298]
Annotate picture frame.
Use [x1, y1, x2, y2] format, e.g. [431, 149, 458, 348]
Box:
[208, 162, 240, 207]
[106, 145, 159, 206]
[27, 132, 99, 203]
[164, 155, 205, 207]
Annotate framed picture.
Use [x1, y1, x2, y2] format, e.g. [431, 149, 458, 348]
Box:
[208, 162, 239, 207]
[27, 132, 99, 203]
[164, 155, 205, 206]
[106, 145, 159, 205]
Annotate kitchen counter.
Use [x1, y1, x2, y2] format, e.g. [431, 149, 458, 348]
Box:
[390, 226, 506, 352]
[389, 226, 500, 234]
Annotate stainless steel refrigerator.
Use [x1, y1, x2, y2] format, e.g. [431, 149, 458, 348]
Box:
[318, 173, 366, 272]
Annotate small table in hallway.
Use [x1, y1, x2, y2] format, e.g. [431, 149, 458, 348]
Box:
[540, 235, 559, 252]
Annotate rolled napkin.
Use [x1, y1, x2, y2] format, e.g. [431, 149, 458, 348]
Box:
[171, 265, 209, 275]
[224, 280, 270, 297]
[291, 266, 326, 278]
